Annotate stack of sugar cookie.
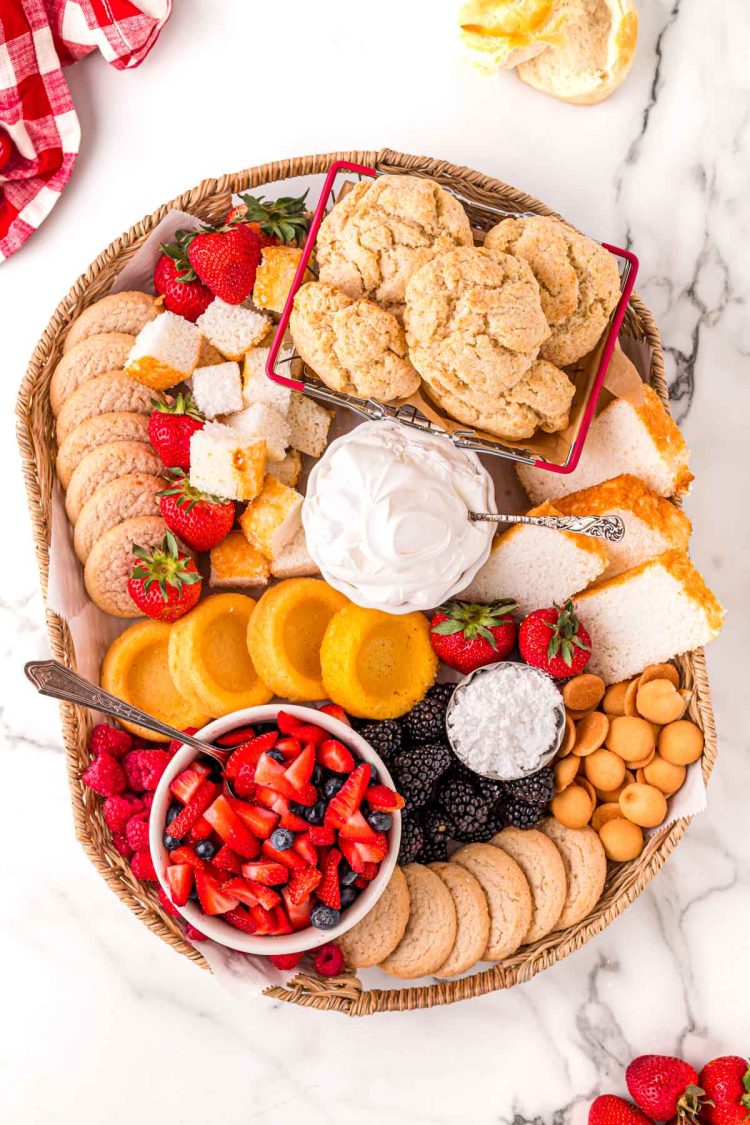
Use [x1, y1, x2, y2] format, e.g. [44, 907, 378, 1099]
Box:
[550, 664, 704, 861]
[338, 819, 607, 980]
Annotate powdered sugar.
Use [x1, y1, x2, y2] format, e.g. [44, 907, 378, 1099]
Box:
[446, 662, 564, 780]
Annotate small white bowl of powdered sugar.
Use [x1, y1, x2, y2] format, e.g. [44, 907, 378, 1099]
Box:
[446, 662, 566, 781]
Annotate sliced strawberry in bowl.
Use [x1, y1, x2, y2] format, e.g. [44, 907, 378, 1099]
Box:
[203, 795, 262, 859]
[276, 710, 302, 734]
[325, 763, 371, 829]
[318, 739, 355, 773]
[225, 732, 277, 778]
[194, 871, 239, 916]
[337, 809, 379, 844]
[292, 833, 318, 866]
[364, 784, 405, 811]
[215, 724, 257, 748]
[282, 886, 312, 931]
[241, 860, 289, 886]
[165, 863, 193, 906]
[283, 742, 315, 792]
[221, 877, 281, 911]
[228, 798, 278, 839]
[170, 763, 210, 804]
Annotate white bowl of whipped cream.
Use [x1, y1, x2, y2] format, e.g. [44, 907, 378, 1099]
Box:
[302, 420, 496, 614]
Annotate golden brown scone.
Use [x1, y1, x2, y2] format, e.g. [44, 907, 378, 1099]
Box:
[337, 866, 410, 969]
[404, 245, 549, 411]
[84, 515, 171, 618]
[56, 374, 164, 444]
[290, 281, 420, 401]
[458, 0, 572, 72]
[50, 333, 135, 415]
[56, 412, 150, 490]
[517, 0, 638, 106]
[63, 292, 157, 354]
[317, 175, 473, 318]
[485, 215, 621, 367]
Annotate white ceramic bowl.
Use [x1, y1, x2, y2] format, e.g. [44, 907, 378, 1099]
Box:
[149, 703, 401, 954]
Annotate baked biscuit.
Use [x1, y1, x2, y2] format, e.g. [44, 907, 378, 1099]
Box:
[458, 0, 573, 72]
[539, 818, 607, 929]
[429, 862, 490, 978]
[290, 282, 420, 401]
[50, 332, 135, 415]
[65, 441, 164, 524]
[491, 827, 567, 944]
[451, 843, 532, 961]
[317, 175, 473, 317]
[379, 864, 457, 980]
[56, 412, 150, 490]
[337, 865, 410, 969]
[73, 472, 165, 563]
[84, 515, 171, 618]
[404, 247, 549, 409]
[63, 292, 157, 354]
[56, 374, 163, 444]
[485, 215, 621, 367]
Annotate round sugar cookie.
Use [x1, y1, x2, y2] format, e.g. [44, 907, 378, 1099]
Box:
[84, 515, 170, 618]
[63, 292, 157, 354]
[56, 372, 163, 444]
[491, 827, 567, 945]
[337, 865, 410, 969]
[65, 440, 164, 524]
[56, 412, 150, 490]
[379, 864, 457, 980]
[51, 332, 135, 414]
[73, 472, 165, 563]
[429, 862, 490, 978]
[450, 843, 532, 962]
[539, 818, 607, 930]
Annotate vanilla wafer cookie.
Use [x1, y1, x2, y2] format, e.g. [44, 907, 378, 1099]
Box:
[429, 862, 490, 977]
[63, 292, 157, 354]
[50, 333, 136, 414]
[56, 412, 151, 490]
[84, 515, 171, 617]
[73, 472, 165, 563]
[379, 864, 457, 980]
[491, 827, 567, 944]
[451, 843, 532, 961]
[65, 441, 163, 524]
[56, 373, 164, 444]
[337, 865, 410, 969]
[539, 818, 607, 930]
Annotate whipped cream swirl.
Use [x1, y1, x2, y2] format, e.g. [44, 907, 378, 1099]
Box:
[303, 421, 495, 613]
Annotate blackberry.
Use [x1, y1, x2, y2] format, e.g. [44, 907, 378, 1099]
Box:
[447, 755, 505, 804]
[393, 742, 452, 810]
[436, 776, 491, 842]
[358, 719, 402, 762]
[416, 835, 448, 862]
[419, 805, 453, 861]
[503, 766, 554, 807]
[398, 816, 425, 864]
[402, 683, 454, 744]
[502, 797, 544, 830]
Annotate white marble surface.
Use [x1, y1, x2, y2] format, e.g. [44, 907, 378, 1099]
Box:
[1, 1, 747, 1121]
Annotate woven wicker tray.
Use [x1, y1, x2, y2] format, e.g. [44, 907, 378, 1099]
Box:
[16, 148, 718, 1015]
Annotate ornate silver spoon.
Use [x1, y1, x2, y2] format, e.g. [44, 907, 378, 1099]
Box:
[469, 512, 625, 542]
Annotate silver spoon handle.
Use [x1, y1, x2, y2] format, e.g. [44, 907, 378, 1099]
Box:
[24, 660, 222, 761]
[469, 512, 625, 542]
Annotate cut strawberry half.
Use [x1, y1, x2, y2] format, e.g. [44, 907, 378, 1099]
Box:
[282, 885, 312, 930]
[253, 784, 279, 809]
[262, 839, 306, 871]
[288, 723, 327, 746]
[167, 779, 219, 839]
[194, 870, 239, 915]
[318, 739, 355, 773]
[170, 763, 210, 804]
[240, 860, 289, 886]
[275, 736, 302, 758]
[221, 877, 281, 911]
[222, 906, 258, 934]
[203, 795, 262, 859]
[212, 845, 242, 874]
[228, 798, 278, 839]
[250, 904, 275, 934]
[319, 703, 351, 727]
[317, 848, 341, 910]
[338, 837, 366, 874]
[275, 797, 310, 833]
[254, 752, 310, 801]
[325, 763, 371, 828]
[215, 725, 256, 748]
[364, 784, 405, 811]
[283, 742, 315, 792]
[286, 864, 322, 906]
[352, 834, 388, 864]
[276, 710, 302, 734]
[308, 825, 335, 846]
[269, 905, 293, 935]
[337, 809, 379, 844]
[360, 861, 379, 881]
[187, 816, 214, 843]
[232, 765, 257, 800]
[293, 833, 318, 866]
[165, 863, 193, 906]
[225, 732, 277, 779]
[169, 845, 213, 874]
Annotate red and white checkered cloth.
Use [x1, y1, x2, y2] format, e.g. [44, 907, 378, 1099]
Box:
[0, 0, 172, 262]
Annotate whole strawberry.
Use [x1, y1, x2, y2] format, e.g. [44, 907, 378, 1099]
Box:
[127, 531, 202, 623]
[187, 224, 262, 304]
[589, 1095, 653, 1125]
[626, 1054, 705, 1123]
[429, 600, 517, 675]
[153, 252, 213, 322]
[699, 1057, 750, 1124]
[225, 190, 311, 246]
[518, 599, 591, 679]
[158, 468, 235, 551]
[148, 393, 205, 471]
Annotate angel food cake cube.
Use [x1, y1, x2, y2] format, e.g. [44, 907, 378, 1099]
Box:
[242, 347, 292, 412]
[209, 531, 270, 589]
[270, 527, 320, 579]
[196, 300, 271, 361]
[224, 402, 290, 462]
[189, 421, 266, 501]
[125, 311, 202, 390]
[288, 393, 332, 458]
[266, 449, 302, 488]
[252, 246, 306, 314]
[192, 361, 243, 419]
[239, 476, 303, 559]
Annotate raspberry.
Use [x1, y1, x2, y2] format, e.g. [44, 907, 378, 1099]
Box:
[138, 749, 171, 790]
[122, 750, 148, 792]
[131, 849, 157, 881]
[184, 923, 207, 942]
[82, 753, 126, 797]
[158, 887, 181, 918]
[90, 724, 133, 759]
[269, 951, 303, 971]
[142, 792, 155, 811]
[103, 793, 144, 834]
[125, 813, 150, 851]
[168, 727, 198, 756]
[112, 834, 134, 858]
[313, 942, 345, 977]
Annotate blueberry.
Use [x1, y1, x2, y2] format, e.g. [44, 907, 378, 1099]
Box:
[339, 862, 359, 886]
[166, 804, 181, 826]
[267, 749, 285, 763]
[339, 885, 358, 909]
[195, 839, 217, 860]
[368, 767, 379, 784]
[323, 776, 344, 799]
[270, 828, 294, 851]
[306, 800, 327, 826]
[310, 903, 341, 929]
[312, 764, 324, 786]
[189, 887, 199, 903]
[366, 810, 392, 833]
[289, 800, 308, 817]
[163, 832, 182, 850]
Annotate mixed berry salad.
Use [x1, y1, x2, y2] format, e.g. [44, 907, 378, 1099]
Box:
[160, 707, 404, 937]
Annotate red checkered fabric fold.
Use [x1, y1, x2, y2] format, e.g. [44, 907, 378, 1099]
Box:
[0, 0, 172, 262]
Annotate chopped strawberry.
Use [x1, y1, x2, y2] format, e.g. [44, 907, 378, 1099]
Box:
[167, 727, 198, 756]
[250, 904, 275, 934]
[262, 839, 306, 871]
[283, 742, 315, 792]
[325, 763, 371, 828]
[337, 809, 379, 844]
[227, 798, 278, 838]
[293, 834, 318, 866]
[186, 816, 213, 843]
[354, 874, 369, 889]
[167, 779, 219, 839]
[289, 723, 327, 746]
[319, 703, 351, 726]
[232, 765, 257, 800]
[275, 736, 302, 758]
[276, 710, 302, 734]
[360, 861, 379, 881]
[317, 848, 341, 910]
[318, 739, 355, 773]
[170, 763, 210, 804]
[308, 825, 335, 846]
[286, 864, 322, 905]
[82, 753, 126, 797]
[212, 846, 242, 874]
[255, 752, 315, 803]
[169, 845, 217, 876]
[269, 951, 303, 970]
[282, 886, 312, 930]
[131, 850, 157, 881]
[269, 906, 293, 935]
[225, 732, 276, 778]
[275, 797, 311, 833]
[352, 834, 388, 864]
[222, 906, 258, 934]
[364, 784, 405, 811]
[184, 923, 208, 942]
[241, 860, 289, 886]
[221, 877, 281, 910]
[165, 863, 193, 906]
[194, 870, 239, 915]
[203, 795, 262, 858]
[338, 837, 366, 874]
[90, 724, 132, 759]
[158, 886, 182, 919]
[215, 724, 256, 748]
[253, 784, 279, 809]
